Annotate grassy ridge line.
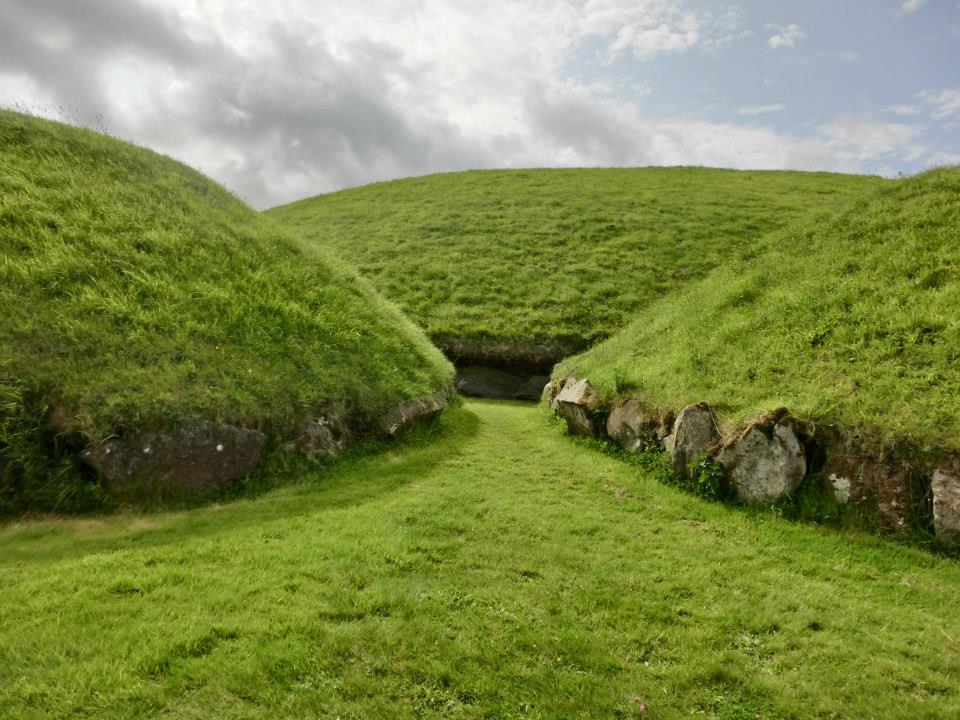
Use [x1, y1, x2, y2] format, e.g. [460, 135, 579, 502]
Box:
[268, 167, 882, 348]
[0, 110, 453, 510]
[557, 166, 960, 454]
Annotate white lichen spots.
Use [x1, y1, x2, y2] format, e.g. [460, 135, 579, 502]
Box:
[830, 473, 851, 503]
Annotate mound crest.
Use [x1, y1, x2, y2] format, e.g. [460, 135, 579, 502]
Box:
[268, 167, 880, 393]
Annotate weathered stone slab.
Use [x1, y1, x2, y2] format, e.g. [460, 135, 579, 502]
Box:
[513, 375, 551, 402]
[716, 411, 806, 502]
[553, 378, 604, 437]
[545, 379, 564, 409]
[81, 421, 265, 493]
[606, 399, 673, 453]
[455, 366, 523, 399]
[664, 403, 719, 477]
[932, 457, 960, 545]
[378, 397, 446, 437]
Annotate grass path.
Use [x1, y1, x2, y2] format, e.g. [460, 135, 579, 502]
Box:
[2, 400, 960, 719]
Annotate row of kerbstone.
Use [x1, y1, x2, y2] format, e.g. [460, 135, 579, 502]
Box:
[545, 378, 960, 545]
[78, 396, 447, 497]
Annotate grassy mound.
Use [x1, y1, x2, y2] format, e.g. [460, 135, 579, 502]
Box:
[556, 167, 960, 454]
[0, 110, 453, 511]
[268, 168, 881, 356]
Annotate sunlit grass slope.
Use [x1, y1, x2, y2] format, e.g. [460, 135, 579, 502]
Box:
[268, 168, 882, 350]
[2, 401, 959, 719]
[0, 110, 452, 511]
[558, 167, 960, 453]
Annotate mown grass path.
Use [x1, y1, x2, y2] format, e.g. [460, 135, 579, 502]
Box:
[2, 401, 960, 719]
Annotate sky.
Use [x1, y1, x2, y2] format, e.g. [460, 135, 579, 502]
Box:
[1, 0, 958, 209]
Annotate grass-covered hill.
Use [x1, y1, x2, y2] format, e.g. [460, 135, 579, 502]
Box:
[0, 110, 453, 511]
[556, 166, 960, 455]
[268, 168, 883, 363]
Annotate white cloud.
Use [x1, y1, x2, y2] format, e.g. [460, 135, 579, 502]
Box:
[818, 113, 920, 163]
[926, 150, 960, 166]
[1, 0, 949, 208]
[767, 24, 804, 49]
[918, 88, 960, 127]
[897, 0, 928, 15]
[737, 104, 786, 115]
[579, 0, 703, 61]
[886, 104, 922, 116]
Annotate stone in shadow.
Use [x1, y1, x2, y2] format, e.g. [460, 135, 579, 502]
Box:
[455, 366, 524, 399]
[81, 421, 266, 494]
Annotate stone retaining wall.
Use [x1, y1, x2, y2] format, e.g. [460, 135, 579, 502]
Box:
[73, 394, 450, 498]
[546, 377, 959, 545]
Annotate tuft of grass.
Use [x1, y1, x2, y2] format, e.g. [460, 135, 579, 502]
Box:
[556, 167, 960, 455]
[0, 110, 453, 512]
[267, 167, 882, 350]
[1, 400, 959, 718]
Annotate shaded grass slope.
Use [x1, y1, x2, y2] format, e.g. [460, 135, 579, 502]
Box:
[0, 110, 453, 511]
[268, 168, 882, 355]
[2, 400, 959, 719]
[557, 167, 960, 455]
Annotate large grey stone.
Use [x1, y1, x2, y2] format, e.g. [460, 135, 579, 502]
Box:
[553, 378, 604, 437]
[716, 412, 806, 502]
[81, 421, 265, 493]
[513, 375, 550, 402]
[606, 399, 673, 453]
[548, 378, 568, 410]
[664, 403, 719, 477]
[455, 366, 523, 399]
[378, 397, 445, 437]
[932, 458, 960, 545]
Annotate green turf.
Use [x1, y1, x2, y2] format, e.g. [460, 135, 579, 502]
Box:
[556, 166, 960, 455]
[0, 110, 453, 512]
[1, 400, 958, 719]
[267, 168, 882, 351]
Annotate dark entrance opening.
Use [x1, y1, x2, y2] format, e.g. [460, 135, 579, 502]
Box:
[434, 337, 584, 401]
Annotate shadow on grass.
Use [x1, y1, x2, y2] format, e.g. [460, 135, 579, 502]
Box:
[0, 403, 482, 565]
[559, 424, 954, 564]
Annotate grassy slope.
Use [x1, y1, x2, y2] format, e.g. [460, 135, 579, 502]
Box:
[268, 168, 881, 349]
[1, 400, 959, 719]
[0, 110, 452, 509]
[557, 167, 960, 453]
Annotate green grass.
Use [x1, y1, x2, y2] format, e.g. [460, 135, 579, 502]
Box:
[0, 110, 453, 511]
[2, 400, 959, 719]
[267, 168, 882, 351]
[556, 167, 960, 455]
